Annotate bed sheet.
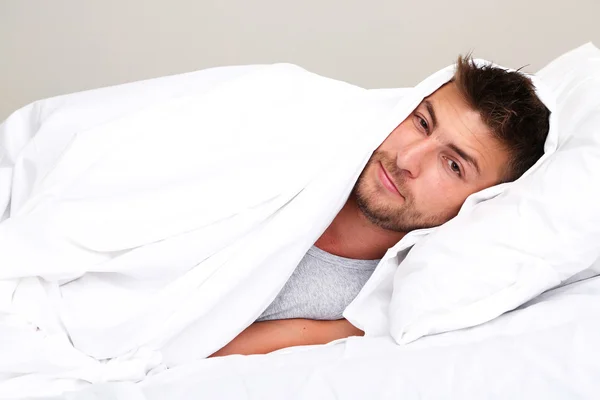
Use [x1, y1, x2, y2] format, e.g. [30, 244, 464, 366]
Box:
[37, 274, 600, 400]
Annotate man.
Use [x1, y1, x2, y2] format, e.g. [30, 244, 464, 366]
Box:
[211, 55, 550, 357]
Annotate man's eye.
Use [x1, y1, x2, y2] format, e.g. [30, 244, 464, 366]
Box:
[445, 157, 462, 176]
[416, 115, 429, 133]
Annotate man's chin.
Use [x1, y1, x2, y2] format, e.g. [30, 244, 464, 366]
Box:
[355, 199, 408, 232]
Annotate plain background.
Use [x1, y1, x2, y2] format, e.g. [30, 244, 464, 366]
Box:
[1, 0, 599, 121]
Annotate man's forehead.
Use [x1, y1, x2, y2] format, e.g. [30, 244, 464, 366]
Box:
[422, 83, 485, 137]
[424, 82, 468, 110]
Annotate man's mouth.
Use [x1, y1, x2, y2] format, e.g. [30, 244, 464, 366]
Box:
[377, 162, 403, 198]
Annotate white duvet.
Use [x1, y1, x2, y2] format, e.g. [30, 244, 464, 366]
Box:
[0, 62, 438, 397]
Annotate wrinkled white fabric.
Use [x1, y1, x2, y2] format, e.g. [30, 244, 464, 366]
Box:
[0, 62, 431, 397]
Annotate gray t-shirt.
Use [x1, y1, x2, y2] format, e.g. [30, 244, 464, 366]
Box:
[257, 246, 379, 321]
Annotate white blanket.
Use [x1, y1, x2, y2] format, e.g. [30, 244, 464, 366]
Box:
[0, 63, 450, 397]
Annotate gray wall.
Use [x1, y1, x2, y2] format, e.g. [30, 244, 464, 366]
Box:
[1, 0, 599, 120]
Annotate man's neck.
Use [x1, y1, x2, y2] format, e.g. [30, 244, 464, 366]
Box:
[314, 196, 406, 260]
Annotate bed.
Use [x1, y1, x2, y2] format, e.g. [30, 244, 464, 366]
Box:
[2, 43, 600, 399]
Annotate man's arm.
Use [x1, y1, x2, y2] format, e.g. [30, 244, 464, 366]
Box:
[209, 318, 364, 357]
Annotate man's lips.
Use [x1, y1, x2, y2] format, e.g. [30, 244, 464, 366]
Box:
[377, 162, 403, 197]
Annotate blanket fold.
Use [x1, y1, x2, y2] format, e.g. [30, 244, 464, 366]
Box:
[0, 63, 416, 395]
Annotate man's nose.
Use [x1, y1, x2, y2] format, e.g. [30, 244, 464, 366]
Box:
[395, 139, 434, 179]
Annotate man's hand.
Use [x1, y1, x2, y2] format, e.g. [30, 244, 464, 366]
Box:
[209, 318, 364, 357]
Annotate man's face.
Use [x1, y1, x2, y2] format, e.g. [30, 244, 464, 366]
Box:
[354, 82, 510, 232]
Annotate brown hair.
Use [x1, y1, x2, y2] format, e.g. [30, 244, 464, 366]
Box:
[453, 55, 551, 182]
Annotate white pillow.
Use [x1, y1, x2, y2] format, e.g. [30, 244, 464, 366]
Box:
[388, 43, 600, 344]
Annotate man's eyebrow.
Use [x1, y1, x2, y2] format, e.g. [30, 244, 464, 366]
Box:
[447, 143, 481, 176]
[424, 100, 438, 131]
